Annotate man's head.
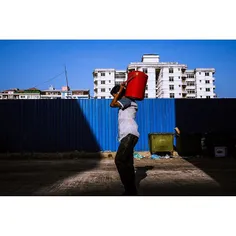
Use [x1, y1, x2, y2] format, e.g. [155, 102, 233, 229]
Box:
[110, 85, 126, 97]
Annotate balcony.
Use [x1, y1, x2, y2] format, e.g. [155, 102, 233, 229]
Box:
[186, 93, 196, 97]
[115, 74, 126, 79]
[186, 85, 195, 90]
[182, 82, 187, 88]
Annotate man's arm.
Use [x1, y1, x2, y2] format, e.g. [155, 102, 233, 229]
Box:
[110, 84, 125, 108]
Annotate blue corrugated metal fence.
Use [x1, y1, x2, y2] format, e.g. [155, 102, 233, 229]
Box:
[0, 99, 176, 152]
[136, 99, 175, 151]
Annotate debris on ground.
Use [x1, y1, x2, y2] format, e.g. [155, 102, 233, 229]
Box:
[172, 151, 179, 158]
[133, 153, 144, 159]
[160, 154, 170, 159]
[151, 154, 161, 159]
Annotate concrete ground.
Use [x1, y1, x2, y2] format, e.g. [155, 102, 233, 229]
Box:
[1, 155, 236, 196]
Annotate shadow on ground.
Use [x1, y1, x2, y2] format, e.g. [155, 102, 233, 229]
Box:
[181, 157, 236, 196]
[135, 166, 154, 188]
[173, 98, 236, 196]
[134, 158, 236, 196]
[0, 100, 103, 196]
[1, 157, 236, 196]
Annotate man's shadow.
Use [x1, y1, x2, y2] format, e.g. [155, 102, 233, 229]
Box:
[135, 166, 154, 188]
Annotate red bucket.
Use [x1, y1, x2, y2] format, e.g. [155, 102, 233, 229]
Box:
[125, 71, 148, 100]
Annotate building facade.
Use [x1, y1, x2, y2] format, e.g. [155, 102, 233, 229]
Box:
[0, 88, 41, 100]
[0, 85, 90, 100]
[93, 69, 127, 99]
[93, 54, 216, 99]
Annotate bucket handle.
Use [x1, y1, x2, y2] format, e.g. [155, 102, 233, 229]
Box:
[124, 76, 135, 86]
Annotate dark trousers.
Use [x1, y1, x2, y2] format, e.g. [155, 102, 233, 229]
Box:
[115, 133, 139, 195]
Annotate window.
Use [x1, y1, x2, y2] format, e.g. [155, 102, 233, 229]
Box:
[200, 88, 202, 90]
[169, 85, 174, 90]
[179, 76, 180, 79]
[145, 93, 148, 98]
[179, 85, 181, 87]
[187, 74, 194, 78]
[200, 96, 202, 98]
[206, 80, 210, 84]
[187, 82, 195, 86]
[169, 76, 174, 82]
[143, 68, 148, 73]
[178, 68, 180, 71]
[206, 96, 211, 99]
[200, 80, 201, 82]
[205, 72, 209, 76]
[109, 72, 111, 75]
[170, 93, 175, 98]
[101, 88, 105, 92]
[109, 88, 111, 91]
[115, 73, 126, 79]
[169, 68, 174, 73]
[187, 89, 195, 94]
[109, 96, 112, 98]
[101, 81, 105, 84]
[145, 85, 148, 90]
[199, 72, 201, 75]
[179, 93, 181, 95]
[206, 88, 210, 92]
[101, 96, 105, 99]
[101, 72, 105, 76]
[109, 80, 111, 83]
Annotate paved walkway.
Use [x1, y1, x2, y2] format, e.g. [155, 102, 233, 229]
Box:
[1, 157, 236, 196]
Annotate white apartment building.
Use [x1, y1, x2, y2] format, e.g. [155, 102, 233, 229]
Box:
[93, 54, 216, 99]
[93, 69, 127, 99]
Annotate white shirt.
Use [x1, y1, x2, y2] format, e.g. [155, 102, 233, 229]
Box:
[117, 97, 140, 142]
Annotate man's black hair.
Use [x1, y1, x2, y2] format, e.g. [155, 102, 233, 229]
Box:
[110, 85, 126, 97]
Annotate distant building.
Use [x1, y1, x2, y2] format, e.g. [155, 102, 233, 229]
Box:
[0, 88, 41, 100]
[40, 85, 62, 99]
[0, 85, 90, 100]
[93, 54, 216, 99]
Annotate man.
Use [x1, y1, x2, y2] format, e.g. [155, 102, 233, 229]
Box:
[110, 83, 140, 196]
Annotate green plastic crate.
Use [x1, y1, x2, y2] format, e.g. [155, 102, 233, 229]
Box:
[148, 133, 174, 154]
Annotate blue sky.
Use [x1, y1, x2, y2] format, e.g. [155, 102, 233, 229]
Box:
[0, 40, 235, 97]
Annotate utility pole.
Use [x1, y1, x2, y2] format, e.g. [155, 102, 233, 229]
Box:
[64, 65, 72, 99]
[65, 65, 69, 91]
